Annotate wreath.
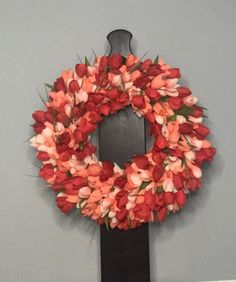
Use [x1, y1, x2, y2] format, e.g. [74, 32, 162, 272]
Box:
[30, 53, 216, 230]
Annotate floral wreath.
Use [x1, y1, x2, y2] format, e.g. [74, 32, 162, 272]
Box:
[30, 53, 216, 230]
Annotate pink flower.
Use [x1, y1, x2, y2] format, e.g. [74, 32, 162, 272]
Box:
[79, 187, 91, 198]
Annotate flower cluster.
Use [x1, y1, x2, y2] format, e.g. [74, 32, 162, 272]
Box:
[31, 53, 216, 230]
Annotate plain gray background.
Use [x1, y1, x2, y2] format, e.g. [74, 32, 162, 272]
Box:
[0, 0, 236, 281]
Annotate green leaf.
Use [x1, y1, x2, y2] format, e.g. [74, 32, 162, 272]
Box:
[79, 143, 85, 150]
[129, 51, 149, 72]
[45, 83, 54, 90]
[153, 54, 159, 64]
[199, 106, 207, 110]
[127, 215, 131, 228]
[156, 186, 164, 194]
[139, 181, 151, 191]
[104, 215, 110, 231]
[159, 96, 168, 102]
[37, 89, 46, 105]
[91, 48, 97, 63]
[84, 56, 90, 66]
[181, 158, 186, 167]
[167, 114, 177, 122]
[162, 147, 169, 154]
[175, 105, 193, 118]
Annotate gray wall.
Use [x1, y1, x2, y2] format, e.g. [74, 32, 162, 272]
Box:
[0, 0, 235, 281]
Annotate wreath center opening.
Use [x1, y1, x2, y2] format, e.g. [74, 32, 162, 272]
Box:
[99, 106, 146, 168]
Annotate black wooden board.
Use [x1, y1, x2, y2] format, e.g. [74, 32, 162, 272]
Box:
[99, 106, 150, 282]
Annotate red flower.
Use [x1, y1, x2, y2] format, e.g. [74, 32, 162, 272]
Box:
[106, 89, 119, 100]
[163, 192, 174, 205]
[154, 134, 168, 149]
[54, 77, 67, 92]
[145, 111, 156, 123]
[152, 150, 165, 164]
[116, 190, 128, 209]
[33, 123, 45, 134]
[74, 128, 86, 143]
[205, 147, 216, 160]
[60, 150, 73, 161]
[99, 161, 114, 182]
[56, 144, 69, 154]
[118, 92, 129, 103]
[134, 76, 151, 89]
[192, 106, 203, 118]
[157, 206, 167, 222]
[175, 191, 187, 207]
[169, 148, 184, 158]
[56, 112, 70, 125]
[147, 65, 161, 76]
[145, 88, 161, 100]
[55, 170, 68, 183]
[110, 100, 125, 112]
[187, 178, 200, 191]
[173, 174, 184, 190]
[69, 80, 80, 93]
[155, 193, 165, 207]
[131, 95, 145, 109]
[168, 97, 183, 110]
[37, 152, 50, 161]
[117, 209, 128, 222]
[108, 53, 122, 69]
[194, 124, 210, 138]
[114, 176, 127, 188]
[59, 132, 71, 144]
[39, 164, 54, 180]
[95, 71, 109, 88]
[85, 102, 96, 111]
[32, 110, 46, 123]
[196, 147, 216, 164]
[140, 59, 152, 71]
[79, 118, 96, 134]
[72, 177, 88, 189]
[88, 92, 104, 104]
[99, 103, 111, 116]
[144, 191, 156, 209]
[133, 155, 149, 170]
[177, 87, 191, 97]
[99, 56, 108, 71]
[133, 204, 149, 220]
[45, 112, 54, 123]
[56, 196, 74, 214]
[179, 122, 193, 134]
[153, 165, 165, 182]
[168, 68, 181, 79]
[75, 64, 88, 77]
[88, 111, 102, 123]
[83, 143, 97, 157]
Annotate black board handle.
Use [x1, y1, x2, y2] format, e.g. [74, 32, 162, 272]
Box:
[107, 29, 133, 56]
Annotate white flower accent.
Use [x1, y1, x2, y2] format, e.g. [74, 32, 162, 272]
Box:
[163, 178, 174, 192]
[189, 116, 203, 123]
[176, 115, 186, 124]
[75, 90, 88, 104]
[55, 122, 65, 134]
[184, 151, 196, 161]
[183, 95, 198, 106]
[155, 115, 164, 125]
[130, 173, 142, 187]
